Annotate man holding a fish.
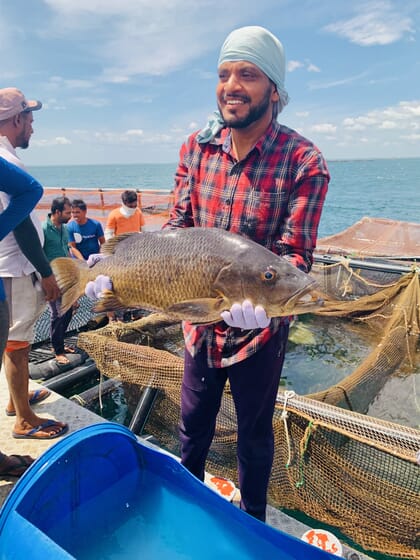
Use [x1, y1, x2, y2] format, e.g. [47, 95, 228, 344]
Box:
[162, 26, 329, 522]
[83, 26, 329, 522]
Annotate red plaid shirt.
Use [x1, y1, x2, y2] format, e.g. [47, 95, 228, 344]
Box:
[163, 121, 329, 368]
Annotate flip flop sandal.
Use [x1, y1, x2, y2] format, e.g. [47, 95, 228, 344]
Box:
[12, 420, 69, 440]
[5, 388, 52, 417]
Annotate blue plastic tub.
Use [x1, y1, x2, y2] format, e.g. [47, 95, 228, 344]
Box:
[0, 423, 337, 559]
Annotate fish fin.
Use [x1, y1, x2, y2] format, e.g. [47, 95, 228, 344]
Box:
[92, 291, 126, 313]
[101, 233, 140, 256]
[51, 258, 90, 313]
[166, 298, 225, 323]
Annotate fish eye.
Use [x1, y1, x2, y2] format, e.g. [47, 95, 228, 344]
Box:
[261, 267, 277, 283]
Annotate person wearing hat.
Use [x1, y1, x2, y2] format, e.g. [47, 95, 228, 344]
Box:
[0, 87, 68, 439]
[85, 26, 330, 520]
[0, 157, 44, 475]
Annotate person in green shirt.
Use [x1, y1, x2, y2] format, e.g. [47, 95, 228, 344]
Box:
[42, 196, 75, 365]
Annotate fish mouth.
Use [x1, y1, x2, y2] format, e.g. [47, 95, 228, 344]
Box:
[283, 284, 324, 314]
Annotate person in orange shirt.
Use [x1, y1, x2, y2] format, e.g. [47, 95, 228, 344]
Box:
[104, 190, 145, 240]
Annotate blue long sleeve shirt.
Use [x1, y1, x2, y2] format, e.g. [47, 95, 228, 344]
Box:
[0, 157, 43, 300]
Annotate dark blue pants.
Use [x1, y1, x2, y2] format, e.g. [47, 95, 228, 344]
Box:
[180, 324, 289, 521]
[49, 301, 73, 355]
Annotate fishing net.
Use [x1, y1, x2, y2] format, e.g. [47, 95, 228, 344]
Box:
[77, 256, 420, 558]
[316, 216, 420, 259]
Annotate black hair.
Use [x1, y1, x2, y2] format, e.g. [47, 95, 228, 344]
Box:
[51, 196, 71, 214]
[121, 190, 137, 204]
[71, 199, 87, 212]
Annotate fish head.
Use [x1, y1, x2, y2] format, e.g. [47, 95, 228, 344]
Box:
[214, 250, 323, 317]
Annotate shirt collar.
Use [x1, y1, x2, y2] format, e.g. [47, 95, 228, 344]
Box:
[0, 135, 18, 158]
[217, 120, 279, 158]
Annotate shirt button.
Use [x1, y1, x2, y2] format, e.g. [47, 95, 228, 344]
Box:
[201, 377, 205, 382]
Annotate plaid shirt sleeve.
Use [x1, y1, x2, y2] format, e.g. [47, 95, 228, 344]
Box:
[272, 143, 329, 272]
[163, 142, 196, 229]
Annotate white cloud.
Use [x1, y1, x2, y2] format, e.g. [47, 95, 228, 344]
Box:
[324, 1, 414, 46]
[401, 133, 420, 140]
[126, 129, 144, 137]
[32, 136, 72, 146]
[344, 100, 420, 130]
[48, 77, 96, 90]
[287, 60, 304, 72]
[72, 127, 182, 147]
[42, 0, 270, 79]
[307, 63, 320, 73]
[287, 60, 320, 73]
[309, 73, 368, 90]
[343, 116, 377, 130]
[310, 123, 337, 134]
[379, 120, 398, 129]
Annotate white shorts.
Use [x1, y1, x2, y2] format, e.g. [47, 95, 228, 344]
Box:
[2, 274, 46, 343]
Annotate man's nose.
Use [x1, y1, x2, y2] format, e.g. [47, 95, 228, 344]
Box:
[224, 73, 241, 92]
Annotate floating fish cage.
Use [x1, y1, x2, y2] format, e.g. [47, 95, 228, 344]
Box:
[30, 217, 420, 559]
[75, 259, 420, 560]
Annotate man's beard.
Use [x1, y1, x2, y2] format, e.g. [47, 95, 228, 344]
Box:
[16, 132, 30, 149]
[219, 87, 272, 129]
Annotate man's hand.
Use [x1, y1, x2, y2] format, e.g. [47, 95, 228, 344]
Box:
[41, 275, 61, 302]
[85, 275, 113, 300]
[86, 253, 107, 267]
[221, 300, 270, 329]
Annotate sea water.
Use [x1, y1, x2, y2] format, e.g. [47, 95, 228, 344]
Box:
[29, 157, 420, 238]
[282, 315, 376, 395]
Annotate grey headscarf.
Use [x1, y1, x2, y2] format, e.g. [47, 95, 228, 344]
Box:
[198, 26, 289, 143]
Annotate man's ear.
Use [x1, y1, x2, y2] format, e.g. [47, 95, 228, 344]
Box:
[271, 85, 280, 103]
[13, 113, 22, 127]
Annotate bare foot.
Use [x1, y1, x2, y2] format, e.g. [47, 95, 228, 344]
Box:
[55, 354, 70, 365]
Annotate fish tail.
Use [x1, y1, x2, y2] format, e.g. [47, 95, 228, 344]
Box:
[51, 257, 91, 313]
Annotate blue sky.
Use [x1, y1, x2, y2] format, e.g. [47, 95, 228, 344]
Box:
[2, 0, 419, 166]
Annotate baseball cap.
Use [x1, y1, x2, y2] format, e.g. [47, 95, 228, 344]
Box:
[0, 87, 42, 121]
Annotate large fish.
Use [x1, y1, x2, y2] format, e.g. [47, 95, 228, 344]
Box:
[51, 227, 323, 324]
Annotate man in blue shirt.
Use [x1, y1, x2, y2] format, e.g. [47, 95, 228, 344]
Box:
[0, 87, 67, 441]
[0, 157, 66, 472]
[67, 199, 105, 261]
